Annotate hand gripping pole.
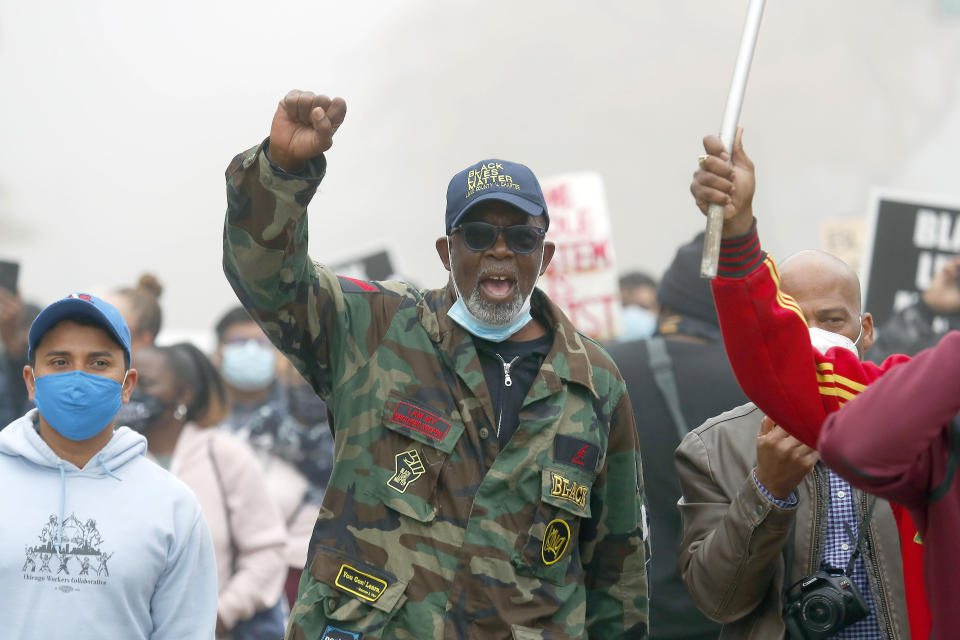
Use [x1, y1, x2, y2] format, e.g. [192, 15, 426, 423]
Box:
[700, 0, 767, 279]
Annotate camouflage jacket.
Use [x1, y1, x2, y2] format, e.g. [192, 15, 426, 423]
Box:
[222, 142, 650, 640]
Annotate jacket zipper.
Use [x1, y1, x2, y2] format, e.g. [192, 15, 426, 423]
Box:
[859, 491, 896, 639]
[809, 465, 827, 574]
[495, 354, 519, 438]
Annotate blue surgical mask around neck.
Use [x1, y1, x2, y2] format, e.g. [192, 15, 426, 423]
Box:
[33, 370, 127, 441]
[221, 340, 277, 391]
[446, 242, 541, 342]
[448, 297, 534, 342]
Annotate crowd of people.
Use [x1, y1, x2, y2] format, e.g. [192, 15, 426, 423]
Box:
[1, 88, 958, 639]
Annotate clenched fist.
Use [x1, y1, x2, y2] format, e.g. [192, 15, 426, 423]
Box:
[268, 90, 347, 173]
[755, 415, 818, 502]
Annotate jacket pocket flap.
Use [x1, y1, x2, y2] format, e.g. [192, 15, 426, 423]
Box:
[309, 546, 407, 614]
[540, 466, 594, 519]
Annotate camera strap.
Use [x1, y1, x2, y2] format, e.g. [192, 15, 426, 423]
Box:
[843, 495, 877, 577]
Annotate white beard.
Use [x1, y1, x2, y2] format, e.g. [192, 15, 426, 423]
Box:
[448, 242, 541, 327]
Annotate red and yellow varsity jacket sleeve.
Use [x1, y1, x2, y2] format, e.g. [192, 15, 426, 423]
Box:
[711, 221, 910, 449]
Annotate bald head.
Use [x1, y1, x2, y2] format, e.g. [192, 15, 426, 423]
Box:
[780, 251, 861, 312]
[779, 250, 872, 357]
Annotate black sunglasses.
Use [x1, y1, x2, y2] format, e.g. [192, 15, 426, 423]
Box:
[451, 222, 545, 254]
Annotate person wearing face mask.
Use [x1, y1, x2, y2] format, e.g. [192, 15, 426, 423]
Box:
[212, 308, 331, 610]
[214, 306, 283, 438]
[674, 251, 913, 639]
[606, 233, 747, 640]
[618, 271, 660, 342]
[0, 293, 218, 639]
[116, 342, 287, 640]
[221, 89, 649, 639]
[689, 129, 930, 638]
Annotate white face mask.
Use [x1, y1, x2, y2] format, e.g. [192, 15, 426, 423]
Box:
[808, 316, 863, 358]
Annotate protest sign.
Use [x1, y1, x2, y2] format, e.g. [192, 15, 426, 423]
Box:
[538, 172, 620, 340]
[331, 248, 399, 282]
[820, 219, 866, 274]
[862, 190, 960, 327]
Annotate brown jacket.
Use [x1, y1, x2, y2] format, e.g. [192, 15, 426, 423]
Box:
[674, 403, 910, 639]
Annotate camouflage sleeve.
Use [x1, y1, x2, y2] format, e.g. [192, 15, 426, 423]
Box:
[222, 141, 402, 397]
[582, 389, 650, 639]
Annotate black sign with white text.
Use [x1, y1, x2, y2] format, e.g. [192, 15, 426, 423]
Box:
[862, 193, 960, 328]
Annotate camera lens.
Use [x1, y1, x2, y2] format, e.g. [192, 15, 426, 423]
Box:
[802, 594, 840, 631]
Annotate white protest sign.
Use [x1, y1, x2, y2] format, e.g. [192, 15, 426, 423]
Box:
[538, 172, 620, 341]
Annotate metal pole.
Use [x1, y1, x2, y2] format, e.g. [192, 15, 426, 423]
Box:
[700, 0, 767, 279]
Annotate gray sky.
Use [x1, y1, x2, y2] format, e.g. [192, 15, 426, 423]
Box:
[2, 0, 959, 338]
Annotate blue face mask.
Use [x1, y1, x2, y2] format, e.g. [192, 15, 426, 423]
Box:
[619, 306, 658, 342]
[33, 370, 126, 441]
[221, 341, 277, 391]
[448, 297, 534, 342]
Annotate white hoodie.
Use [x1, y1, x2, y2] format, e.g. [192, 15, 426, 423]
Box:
[0, 410, 218, 639]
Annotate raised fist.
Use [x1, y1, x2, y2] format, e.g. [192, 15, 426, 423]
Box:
[268, 90, 347, 173]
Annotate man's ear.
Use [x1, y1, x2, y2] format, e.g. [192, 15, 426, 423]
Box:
[539, 241, 556, 276]
[859, 312, 875, 356]
[22, 365, 35, 403]
[121, 369, 138, 403]
[436, 236, 452, 271]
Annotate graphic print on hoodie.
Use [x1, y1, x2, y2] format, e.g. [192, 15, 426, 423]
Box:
[0, 409, 219, 640]
[23, 512, 114, 587]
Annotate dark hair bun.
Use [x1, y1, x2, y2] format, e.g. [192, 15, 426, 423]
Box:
[136, 273, 163, 300]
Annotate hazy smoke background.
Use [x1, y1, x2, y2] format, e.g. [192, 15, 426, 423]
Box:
[2, 0, 958, 337]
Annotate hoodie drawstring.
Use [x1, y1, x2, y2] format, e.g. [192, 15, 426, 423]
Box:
[53, 456, 122, 557]
[96, 453, 122, 482]
[55, 463, 66, 557]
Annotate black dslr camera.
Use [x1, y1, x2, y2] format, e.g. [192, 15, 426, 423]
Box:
[783, 568, 870, 639]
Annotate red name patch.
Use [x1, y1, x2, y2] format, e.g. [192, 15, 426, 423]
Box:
[391, 402, 451, 442]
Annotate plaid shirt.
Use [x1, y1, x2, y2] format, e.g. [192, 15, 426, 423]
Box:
[755, 470, 883, 638]
[823, 469, 882, 639]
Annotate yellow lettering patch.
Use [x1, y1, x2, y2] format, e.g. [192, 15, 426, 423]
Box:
[334, 564, 387, 602]
[550, 472, 589, 510]
[542, 519, 570, 565]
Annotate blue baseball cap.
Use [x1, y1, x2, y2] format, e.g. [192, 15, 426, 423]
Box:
[445, 159, 549, 234]
[28, 293, 133, 366]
